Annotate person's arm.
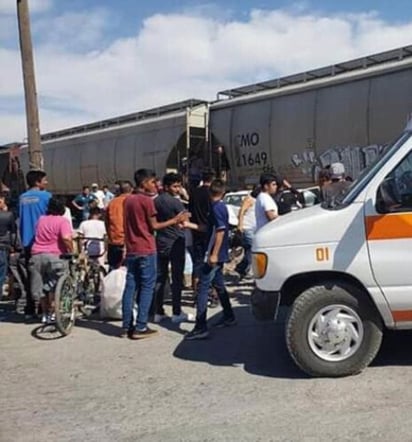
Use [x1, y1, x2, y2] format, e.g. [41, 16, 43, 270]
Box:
[283, 179, 304, 205]
[263, 194, 279, 222]
[148, 196, 189, 231]
[237, 196, 253, 231]
[208, 203, 228, 266]
[8, 213, 17, 251]
[62, 236, 73, 253]
[101, 222, 108, 253]
[104, 204, 111, 232]
[182, 220, 207, 232]
[77, 221, 85, 236]
[265, 210, 278, 221]
[60, 219, 74, 253]
[209, 229, 224, 265]
[72, 196, 83, 211]
[149, 211, 188, 231]
[180, 187, 189, 202]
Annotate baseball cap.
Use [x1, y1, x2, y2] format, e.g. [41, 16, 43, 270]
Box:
[330, 163, 345, 179]
[91, 183, 98, 188]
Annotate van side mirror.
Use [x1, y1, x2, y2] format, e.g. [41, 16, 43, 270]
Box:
[376, 178, 401, 213]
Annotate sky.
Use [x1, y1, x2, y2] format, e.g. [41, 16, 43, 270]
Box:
[1, 0, 412, 144]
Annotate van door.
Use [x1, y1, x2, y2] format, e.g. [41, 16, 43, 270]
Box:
[365, 150, 412, 325]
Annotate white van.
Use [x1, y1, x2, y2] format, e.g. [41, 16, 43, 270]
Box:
[251, 123, 412, 377]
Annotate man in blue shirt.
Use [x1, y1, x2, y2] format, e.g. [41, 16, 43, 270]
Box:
[19, 170, 52, 316]
[185, 179, 236, 340]
[102, 185, 114, 208]
[72, 186, 97, 224]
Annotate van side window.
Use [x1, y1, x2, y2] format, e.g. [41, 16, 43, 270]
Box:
[377, 151, 412, 213]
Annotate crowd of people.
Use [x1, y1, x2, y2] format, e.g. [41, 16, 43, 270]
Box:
[0, 160, 353, 340]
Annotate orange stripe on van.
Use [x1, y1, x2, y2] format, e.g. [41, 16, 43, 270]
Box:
[365, 214, 412, 240]
[392, 310, 412, 322]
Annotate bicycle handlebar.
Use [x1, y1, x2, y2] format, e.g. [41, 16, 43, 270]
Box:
[74, 235, 107, 258]
[75, 235, 107, 242]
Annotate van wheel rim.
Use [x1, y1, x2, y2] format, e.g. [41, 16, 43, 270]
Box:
[307, 304, 364, 362]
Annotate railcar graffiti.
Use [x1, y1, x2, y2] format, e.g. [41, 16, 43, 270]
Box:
[291, 143, 386, 182]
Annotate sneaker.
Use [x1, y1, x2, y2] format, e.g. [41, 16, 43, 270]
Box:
[119, 328, 129, 338]
[244, 271, 254, 280]
[47, 313, 56, 324]
[129, 327, 159, 340]
[171, 312, 195, 324]
[184, 327, 210, 340]
[213, 316, 237, 328]
[208, 299, 219, 309]
[41, 314, 47, 324]
[153, 313, 168, 323]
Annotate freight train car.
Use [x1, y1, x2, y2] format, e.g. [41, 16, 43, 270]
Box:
[210, 45, 412, 188]
[3, 99, 209, 196]
[3, 45, 412, 195]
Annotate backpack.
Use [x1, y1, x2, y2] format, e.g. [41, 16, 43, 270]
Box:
[274, 190, 300, 215]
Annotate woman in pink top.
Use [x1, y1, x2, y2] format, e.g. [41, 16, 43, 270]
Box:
[30, 198, 73, 324]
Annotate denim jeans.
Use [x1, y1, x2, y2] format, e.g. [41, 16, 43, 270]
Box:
[196, 262, 234, 329]
[235, 229, 254, 276]
[191, 235, 209, 279]
[121, 253, 156, 331]
[0, 249, 8, 297]
[23, 246, 36, 315]
[155, 237, 185, 316]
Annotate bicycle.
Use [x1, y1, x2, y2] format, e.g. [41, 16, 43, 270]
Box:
[77, 236, 107, 317]
[53, 252, 83, 335]
[54, 237, 107, 335]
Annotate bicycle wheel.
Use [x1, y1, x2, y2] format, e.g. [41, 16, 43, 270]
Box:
[54, 274, 76, 335]
[79, 266, 106, 316]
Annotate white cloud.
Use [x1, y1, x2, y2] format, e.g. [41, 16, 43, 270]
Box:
[0, 109, 91, 145]
[2, 6, 412, 143]
[33, 8, 111, 50]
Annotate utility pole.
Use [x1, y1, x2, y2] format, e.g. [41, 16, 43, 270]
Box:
[16, 0, 43, 170]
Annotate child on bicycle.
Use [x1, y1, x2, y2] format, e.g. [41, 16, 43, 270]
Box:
[77, 207, 107, 264]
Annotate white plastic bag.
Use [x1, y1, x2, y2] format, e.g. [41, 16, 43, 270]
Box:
[100, 267, 126, 320]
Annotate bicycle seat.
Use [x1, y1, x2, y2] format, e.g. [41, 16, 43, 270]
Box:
[60, 253, 79, 260]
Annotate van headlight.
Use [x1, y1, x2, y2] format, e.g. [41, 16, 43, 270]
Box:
[252, 253, 267, 279]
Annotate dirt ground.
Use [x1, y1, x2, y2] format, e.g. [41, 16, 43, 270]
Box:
[2, 279, 412, 442]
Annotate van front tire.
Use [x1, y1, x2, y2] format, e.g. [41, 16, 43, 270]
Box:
[286, 282, 383, 377]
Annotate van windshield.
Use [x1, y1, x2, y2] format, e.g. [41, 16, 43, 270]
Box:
[326, 131, 412, 210]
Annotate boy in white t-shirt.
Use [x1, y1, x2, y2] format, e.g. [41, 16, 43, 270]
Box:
[255, 173, 279, 230]
[78, 207, 107, 257]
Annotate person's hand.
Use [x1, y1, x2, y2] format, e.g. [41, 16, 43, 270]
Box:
[175, 211, 189, 224]
[283, 179, 291, 189]
[208, 254, 218, 266]
[237, 225, 244, 233]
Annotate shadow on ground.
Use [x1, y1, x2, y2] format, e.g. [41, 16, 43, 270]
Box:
[31, 324, 65, 340]
[174, 304, 412, 379]
[0, 300, 26, 324]
[372, 330, 412, 367]
[173, 305, 306, 380]
[75, 317, 121, 337]
[5, 296, 412, 375]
